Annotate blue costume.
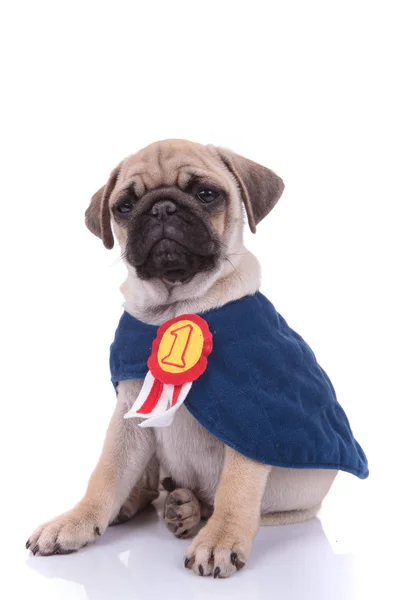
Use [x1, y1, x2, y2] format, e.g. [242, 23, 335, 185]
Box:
[110, 292, 368, 479]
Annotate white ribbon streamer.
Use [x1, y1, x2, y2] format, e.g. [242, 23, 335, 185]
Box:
[123, 371, 192, 428]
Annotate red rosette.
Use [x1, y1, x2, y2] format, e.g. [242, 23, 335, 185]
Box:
[147, 314, 213, 386]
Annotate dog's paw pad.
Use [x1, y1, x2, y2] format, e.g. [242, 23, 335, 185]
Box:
[164, 489, 201, 538]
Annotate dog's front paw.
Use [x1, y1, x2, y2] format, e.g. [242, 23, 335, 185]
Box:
[26, 504, 107, 556]
[184, 518, 250, 578]
[164, 488, 201, 538]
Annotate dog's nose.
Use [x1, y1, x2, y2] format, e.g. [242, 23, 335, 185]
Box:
[150, 200, 177, 219]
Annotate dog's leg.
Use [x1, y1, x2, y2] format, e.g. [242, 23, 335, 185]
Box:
[185, 446, 270, 578]
[111, 454, 160, 525]
[27, 385, 155, 556]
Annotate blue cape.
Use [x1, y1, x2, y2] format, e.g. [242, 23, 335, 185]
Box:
[110, 292, 368, 479]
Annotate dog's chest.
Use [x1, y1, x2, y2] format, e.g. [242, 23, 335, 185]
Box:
[155, 406, 224, 503]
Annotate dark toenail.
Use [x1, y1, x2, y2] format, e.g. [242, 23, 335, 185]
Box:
[95, 527, 101, 536]
[32, 545, 39, 555]
[231, 552, 245, 571]
[178, 522, 183, 528]
[199, 564, 204, 576]
[185, 557, 194, 569]
[115, 512, 130, 524]
[166, 507, 178, 519]
[58, 548, 77, 555]
[53, 543, 61, 554]
[26, 539, 31, 549]
[177, 529, 189, 539]
[213, 567, 221, 578]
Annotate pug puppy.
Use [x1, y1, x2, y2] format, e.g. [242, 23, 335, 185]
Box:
[27, 140, 337, 578]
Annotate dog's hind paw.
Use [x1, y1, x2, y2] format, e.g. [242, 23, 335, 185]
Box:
[111, 486, 159, 525]
[164, 488, 201, 539]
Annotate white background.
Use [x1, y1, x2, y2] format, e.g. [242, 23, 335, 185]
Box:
[1, 1, 399, 598]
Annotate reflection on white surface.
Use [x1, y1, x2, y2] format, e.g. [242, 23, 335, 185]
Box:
[6, 471, 395, 600]
[22, 503, 353, 600]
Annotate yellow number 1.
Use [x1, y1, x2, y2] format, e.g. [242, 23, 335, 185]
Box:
[161, 324, 193, 368]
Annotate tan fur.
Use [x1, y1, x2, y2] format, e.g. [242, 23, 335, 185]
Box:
[260, 505, 321, 526]
[185, 447, 270, 577]
[27, 140, 337, 578]
[215, 147, 284, 233]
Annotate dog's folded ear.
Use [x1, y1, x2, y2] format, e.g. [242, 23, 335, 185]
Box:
[214, 148, 284, 233]
[85, 164, 121, 249]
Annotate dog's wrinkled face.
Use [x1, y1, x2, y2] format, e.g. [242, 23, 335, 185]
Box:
[113, 180, 225, 283]
[85, 140, 284, 285]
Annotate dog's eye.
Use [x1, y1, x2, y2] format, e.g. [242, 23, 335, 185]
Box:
[197, 189, 219, 203]
[116, 200, 133, 214]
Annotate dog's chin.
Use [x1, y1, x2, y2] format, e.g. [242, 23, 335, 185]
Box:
[132, 238, 218, 285]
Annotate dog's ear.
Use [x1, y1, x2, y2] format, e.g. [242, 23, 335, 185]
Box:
[215, 148, 284, 233]
[85, 164, 121, 249]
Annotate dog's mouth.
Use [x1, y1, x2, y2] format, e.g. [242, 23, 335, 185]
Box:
[134, 238, 218, 283]
[125, 200, 221, 283]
